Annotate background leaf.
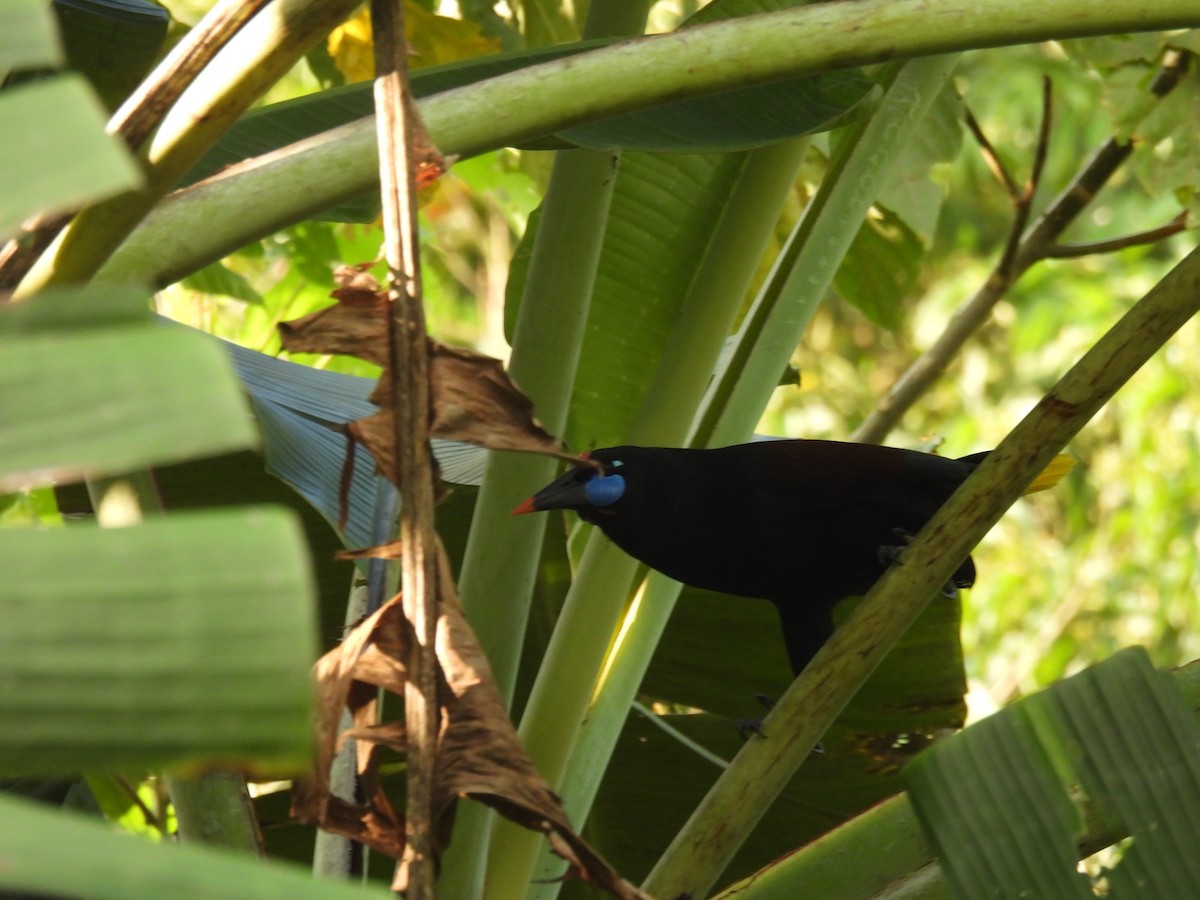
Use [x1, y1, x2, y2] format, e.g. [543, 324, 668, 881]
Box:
[51, 0, 169, 110]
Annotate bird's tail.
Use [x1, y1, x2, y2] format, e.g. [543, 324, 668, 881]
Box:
[956, 451, 1074, 494]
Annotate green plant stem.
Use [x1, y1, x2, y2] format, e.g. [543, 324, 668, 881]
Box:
[17, 0, 362, 293]
[522, 137, 812, 899]
[487, 537, 641, 896]
[436, 147, 623, 900]
[499, 57, 953, 898]
[642, 241, 1200, 898]
[491, 136, 811, 899]
[629, 139, 811, 446]
[459, 149, 622, 705]
[96, 1, 1200, 288]
[163, 771, 263, 855]
[699, 57, 957, 447]
[713, 793, 935, 900]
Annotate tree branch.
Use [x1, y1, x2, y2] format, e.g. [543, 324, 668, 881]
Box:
[1048, 212, 1188, 258]
[964, 108, 1021, 200]
[96, 2, 1200, 290]
[852, 50, 1191, 444]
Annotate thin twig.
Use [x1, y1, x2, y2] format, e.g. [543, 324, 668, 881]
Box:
[852, 51, 1191, 445]
[1048, 212, 1188, 258]
[369, 0, 440, 896]
[964, 109, 1021, 199]
[113, 775, 165, 832]
[990, 76, 1053, 288]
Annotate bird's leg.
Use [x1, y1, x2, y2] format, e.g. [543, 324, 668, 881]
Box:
[877, 527, 961, 598]
[876, 527, 915, 567]
[736, 694, 824, 754]
[735, 694, 776, 740]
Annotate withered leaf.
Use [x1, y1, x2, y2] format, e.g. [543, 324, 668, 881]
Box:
[278, 268, 389, 366]
[279, 273, 587, 499]
[292, 541, 648, 900]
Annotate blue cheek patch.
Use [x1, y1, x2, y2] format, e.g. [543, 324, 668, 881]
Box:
[584, 473, 626, 507]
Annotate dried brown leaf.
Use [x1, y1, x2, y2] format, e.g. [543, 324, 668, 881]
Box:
[293, 540, 648, 899]
[279, 282, 586, 500]
[278, 271, 389, 366]
[428, 341, 570, 458]
[336, 539, 405, 561]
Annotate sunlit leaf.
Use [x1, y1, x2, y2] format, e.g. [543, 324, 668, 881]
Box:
[0, 508, 317, 775]
[905, 647, 1200, 898]
[0, 287, 256, 490]
[0, 77, 142, 241]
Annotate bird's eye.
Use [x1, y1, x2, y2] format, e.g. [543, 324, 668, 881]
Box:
[584, 472, 625, 507]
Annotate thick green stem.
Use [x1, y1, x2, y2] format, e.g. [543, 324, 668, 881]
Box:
[642, 241, 1200, 898]
[459, 149, 621, 706]
[700, 57, 958, 447]
[501, 56, 956, 898]
[96, 1, 1200, 288]
[523, 137, 812, 898]
[436, 148, 621, 899]
[163, 771, 263, 854]
[486, 538, 641, 896]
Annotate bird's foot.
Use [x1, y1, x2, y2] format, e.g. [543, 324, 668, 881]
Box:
[878, 528, 962, 598]
[736, 694, 777, 740]
[735, 694, 824, 754]
[736, 717, 768, 740]
[876, 528, 915, 567]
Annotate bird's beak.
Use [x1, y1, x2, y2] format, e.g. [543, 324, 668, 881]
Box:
[512, 470, 589, 516]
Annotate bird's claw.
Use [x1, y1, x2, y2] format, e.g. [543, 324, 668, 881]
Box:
[877, 527, 915, 567]
[737, 717, 768, 740]
[878, 528, 962, 598]
[736, 694, 825, 754]
[737, 694, 776, 739]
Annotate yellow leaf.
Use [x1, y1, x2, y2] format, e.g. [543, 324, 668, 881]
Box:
[327, 3, 502, 84]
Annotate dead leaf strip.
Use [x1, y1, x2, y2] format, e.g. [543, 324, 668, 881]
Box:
[292, 540, 649, 898]
[278, 269, 593, 501]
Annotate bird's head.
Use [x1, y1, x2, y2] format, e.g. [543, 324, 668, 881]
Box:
[512, 447, 634, 518]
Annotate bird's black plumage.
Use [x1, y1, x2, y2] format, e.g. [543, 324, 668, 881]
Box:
[515, 440, 989, 675]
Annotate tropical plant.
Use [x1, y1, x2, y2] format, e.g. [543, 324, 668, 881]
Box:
[3, 0, 1200, 898]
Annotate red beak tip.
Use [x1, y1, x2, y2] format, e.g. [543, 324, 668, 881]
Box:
[512, 498, 537, 516]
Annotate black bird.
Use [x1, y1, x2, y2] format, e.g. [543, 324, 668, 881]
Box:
[514, 440, 1070, 675]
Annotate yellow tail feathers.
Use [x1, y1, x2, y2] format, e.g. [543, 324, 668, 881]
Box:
[1024, 454, 1074, 494]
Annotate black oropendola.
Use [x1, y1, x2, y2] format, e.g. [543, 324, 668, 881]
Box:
[514, 440, 1071, 675]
